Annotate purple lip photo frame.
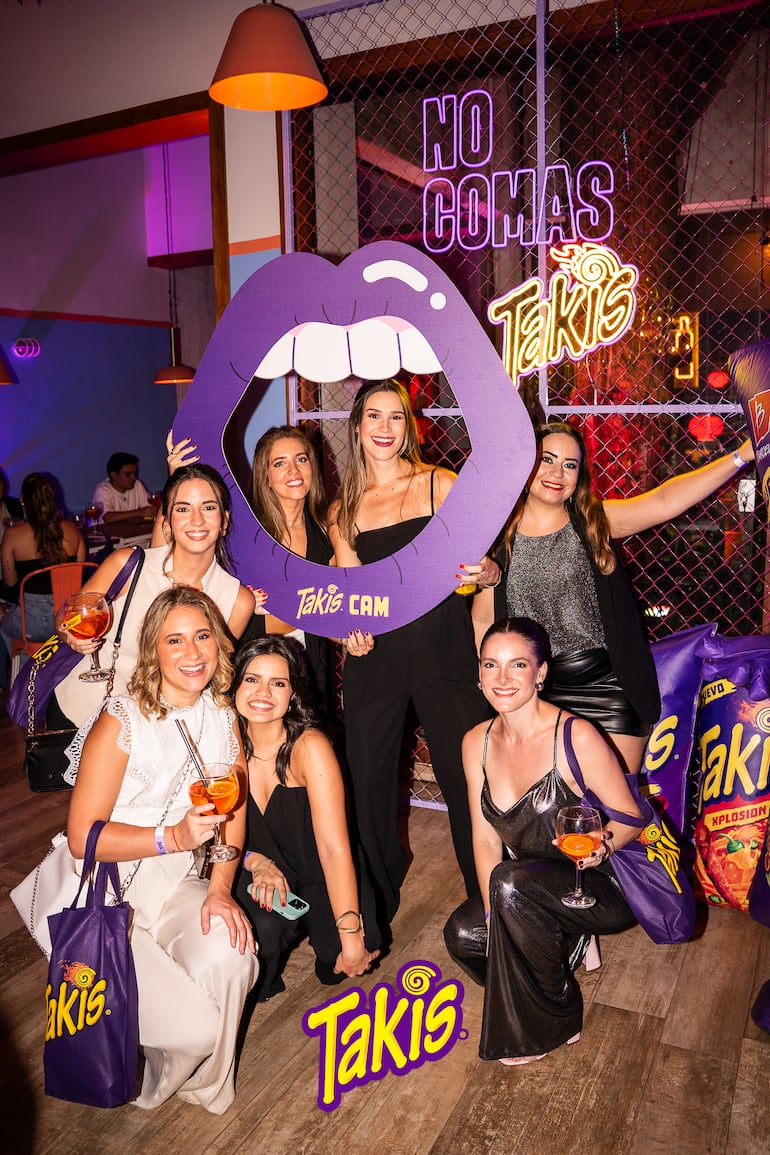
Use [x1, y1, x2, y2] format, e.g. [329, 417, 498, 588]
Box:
[175, 240, 534, 636]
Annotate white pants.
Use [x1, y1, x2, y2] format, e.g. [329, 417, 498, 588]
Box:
[129, 864, 259, 1113]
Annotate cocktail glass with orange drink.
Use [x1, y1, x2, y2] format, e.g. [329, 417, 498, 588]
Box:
[189, 763, 241, 863]
[555, 805, 603, 908]
[56, 591, 112, 683]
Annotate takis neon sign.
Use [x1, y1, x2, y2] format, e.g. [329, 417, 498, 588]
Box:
[488, 242, 639, 385]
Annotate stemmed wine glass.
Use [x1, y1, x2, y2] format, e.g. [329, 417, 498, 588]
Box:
[84, 501, 103, 527]
[57, 592, 112, 683]
[189, 763, 241, 863]
[555, 805, 603, 908]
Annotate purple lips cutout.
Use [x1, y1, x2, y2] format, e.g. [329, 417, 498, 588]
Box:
[175, 240, 534, 636]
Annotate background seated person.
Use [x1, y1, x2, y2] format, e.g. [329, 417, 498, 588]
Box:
[1, 472, 85, 681]
[93, 451, 156, 524]
[0, 467, 23, 546]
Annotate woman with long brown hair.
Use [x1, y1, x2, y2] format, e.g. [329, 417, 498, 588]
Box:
[52, 464, 256, 728]
[473, 421, 755, 774]
[328, 379, 499, 929]
[0, 472, 85, 669]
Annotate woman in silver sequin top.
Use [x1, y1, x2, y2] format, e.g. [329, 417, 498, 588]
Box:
[473, 421, 754, 774]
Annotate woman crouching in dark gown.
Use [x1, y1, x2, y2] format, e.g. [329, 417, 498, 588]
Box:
[444, 617, 641, 1064]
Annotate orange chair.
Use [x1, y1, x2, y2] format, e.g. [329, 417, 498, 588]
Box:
[9, 561, 98, 684]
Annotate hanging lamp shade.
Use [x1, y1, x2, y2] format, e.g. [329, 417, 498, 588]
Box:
[154, 327, 195, 386]
[209, 4, 328, 111]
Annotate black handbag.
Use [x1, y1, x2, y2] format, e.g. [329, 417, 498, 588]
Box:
[25, 724, 79, 792]
[22, 551, 146, 792]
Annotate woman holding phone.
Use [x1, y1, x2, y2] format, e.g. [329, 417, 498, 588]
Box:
[232, 636, 380, 1001]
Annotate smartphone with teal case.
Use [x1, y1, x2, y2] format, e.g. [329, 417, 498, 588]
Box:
[271, 889, 310, 920]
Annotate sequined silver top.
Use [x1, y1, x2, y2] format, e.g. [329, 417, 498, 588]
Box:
[505, 522, 606, 657]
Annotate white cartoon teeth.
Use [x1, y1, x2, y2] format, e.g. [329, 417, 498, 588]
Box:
[254, 317, 442, 381]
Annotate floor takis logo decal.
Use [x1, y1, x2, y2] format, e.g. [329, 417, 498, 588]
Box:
[302, 961, 465, 1111]
[46, 959, 111, 1040]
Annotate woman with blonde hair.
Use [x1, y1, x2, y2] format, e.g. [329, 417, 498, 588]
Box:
[66, 585, 258, 1112]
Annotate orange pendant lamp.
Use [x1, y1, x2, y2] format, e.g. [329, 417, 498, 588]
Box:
[209, 3, 328, 112]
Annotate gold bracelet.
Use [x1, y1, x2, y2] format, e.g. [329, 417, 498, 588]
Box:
[335, 910, 364, 934]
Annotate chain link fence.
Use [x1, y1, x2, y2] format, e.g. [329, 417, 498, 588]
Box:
[285, 0, 769, 802]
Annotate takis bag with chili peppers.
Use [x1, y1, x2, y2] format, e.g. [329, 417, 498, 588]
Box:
[693, 634, 770, 913]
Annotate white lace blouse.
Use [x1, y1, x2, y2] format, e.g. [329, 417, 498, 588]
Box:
[64, 691, 240, 828]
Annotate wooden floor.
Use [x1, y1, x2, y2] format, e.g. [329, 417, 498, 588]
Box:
[2, 704, 770, 1155]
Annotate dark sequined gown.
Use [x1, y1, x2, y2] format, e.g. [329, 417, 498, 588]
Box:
[444, 715, 635, 1060]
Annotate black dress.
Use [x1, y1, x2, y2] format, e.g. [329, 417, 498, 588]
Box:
[235, 782, 380, 1001]
[443, 714, 635, 1060]
[344, 492, 488, 927]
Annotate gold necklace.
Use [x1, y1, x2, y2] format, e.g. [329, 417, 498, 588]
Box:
[250, 742, 283, 762]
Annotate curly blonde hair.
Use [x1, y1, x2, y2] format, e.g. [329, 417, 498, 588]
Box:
[128, 586, 234, 719]
[503, 422, 616, 575]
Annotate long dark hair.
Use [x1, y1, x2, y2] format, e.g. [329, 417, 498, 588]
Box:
[20, 473, 67, 565]
[250, 425, 327, 544]
[503, 421, 615, 574]
[161, 464, 234, 571]
[231, 636, 319, 785]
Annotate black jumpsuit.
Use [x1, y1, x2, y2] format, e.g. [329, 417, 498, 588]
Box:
[235, 783, 380, 1001]
[343, 509, 488, 927]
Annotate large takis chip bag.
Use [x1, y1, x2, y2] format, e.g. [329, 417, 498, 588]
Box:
[642, 622, 718, 838]
[694, 635, 770, 911]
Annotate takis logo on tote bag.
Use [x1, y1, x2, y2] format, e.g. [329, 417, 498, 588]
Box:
[43, 822, 139, 1108]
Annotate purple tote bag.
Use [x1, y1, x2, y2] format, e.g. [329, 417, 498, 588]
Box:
[565, 717, 696, 945]
[7, 548, 143, 729]
[44, 821, 139, 1107]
